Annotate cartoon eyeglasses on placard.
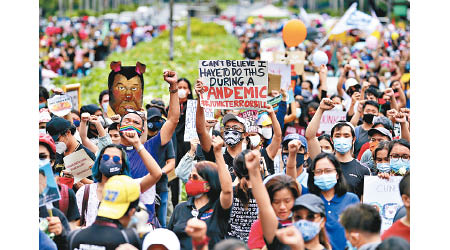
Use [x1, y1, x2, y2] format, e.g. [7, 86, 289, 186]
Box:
[108, 61, 146, 117]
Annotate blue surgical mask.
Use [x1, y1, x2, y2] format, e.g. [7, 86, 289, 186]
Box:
[390, 158, 410, 173]
[377, 163, 391, 173]
[346, 240, 358, 250]
[333, 138, 353, 154]
[39, 103, 46, 110]
[147, 121, 163, 132]
[294, 219, 322, 242]
[314, 173, 337, 191]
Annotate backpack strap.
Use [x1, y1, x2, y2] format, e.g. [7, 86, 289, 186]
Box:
[79, 184, 91, 227]
[58, 184, 69, 215]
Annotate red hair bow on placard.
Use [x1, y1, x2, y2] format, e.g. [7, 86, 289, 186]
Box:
[110, 61, 122, 72]
[135, 62, 146, 75]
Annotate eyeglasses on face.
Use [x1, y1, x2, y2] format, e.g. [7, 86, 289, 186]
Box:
[125, 109, 145, 119]
[390, 154, 410, 161]
[313, 168, 336, 176]
[224, 125, 244, 132]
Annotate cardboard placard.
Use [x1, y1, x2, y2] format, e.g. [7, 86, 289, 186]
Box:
[63, 83, 81, 112]
[268, 62, 291, 90]
[184, 100, 215, 142]
[47, 94, 73, 117]
[273, 51, 289, 64]
[363, 176, 404, 233]
[268, 73, 281, 94]
[39, 163, 61, 207]
[63, 149, 95, 183]
[318, 110, 348, 135]
[198, 60, 268, 110]
[288, 51, 306, 75]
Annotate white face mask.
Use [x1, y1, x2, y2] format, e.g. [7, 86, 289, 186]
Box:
[39, 129, 47, 134]
[296, 108, 302, 118]
[249, 135, 261, 148]
[333, 104, 343, 111]
[55, 141, 67, 154]
[261, 127, 272, 140]
[102, 102, 109, 112]
[178, 89, 187, 99]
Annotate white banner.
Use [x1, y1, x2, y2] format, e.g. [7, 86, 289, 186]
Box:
[330, 3, 381, 35]
[184, 100, 215, 142]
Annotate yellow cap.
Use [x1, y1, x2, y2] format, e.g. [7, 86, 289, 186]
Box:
[261, 116, 272, 127]
[97, 175, 140, 220]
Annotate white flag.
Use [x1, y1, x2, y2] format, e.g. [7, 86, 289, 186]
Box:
[330, 3, 381, 35]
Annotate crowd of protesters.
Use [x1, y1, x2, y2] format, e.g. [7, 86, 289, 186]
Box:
[38, 9, 410, 250]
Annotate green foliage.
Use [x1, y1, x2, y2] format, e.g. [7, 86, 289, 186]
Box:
[53, 20, 243, 105]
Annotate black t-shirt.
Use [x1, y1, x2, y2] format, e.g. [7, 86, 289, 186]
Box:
[227, 186, 258, 242]
[68, 218, 141, 250]
[174, 101, 191, 166]
[202, 145, 237, 181]
[168, 197, 232, 250]
[261, 147, 275, 175]
[264, 222, 290, 250]
[39, 206, 71, 250]
[340, 159, 371, 199]
[156, 139, 175, 193]
[52, 184, 80, 222]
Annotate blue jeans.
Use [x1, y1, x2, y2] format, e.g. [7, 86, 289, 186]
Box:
[157, 191, 169, 228]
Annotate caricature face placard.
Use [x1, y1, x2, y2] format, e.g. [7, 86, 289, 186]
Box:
[108, 61, 146, 116]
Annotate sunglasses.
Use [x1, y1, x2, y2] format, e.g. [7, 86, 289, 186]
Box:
[126, 109, 146, 119]
[102, 154, 121, 163]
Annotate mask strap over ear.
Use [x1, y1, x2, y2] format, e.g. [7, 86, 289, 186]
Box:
[110, 61, 121, 72]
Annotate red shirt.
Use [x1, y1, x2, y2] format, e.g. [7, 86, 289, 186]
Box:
[247, 218, 293, 249]
[381, 219, 410, 242]
[357, 142, 370, 160]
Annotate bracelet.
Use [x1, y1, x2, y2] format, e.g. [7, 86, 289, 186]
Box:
[192, 236, 209, 249]
[136, 144, 145, 153]
[169, 88, 178, 93]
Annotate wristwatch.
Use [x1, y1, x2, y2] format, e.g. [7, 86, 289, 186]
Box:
[169, 87, 178, 93]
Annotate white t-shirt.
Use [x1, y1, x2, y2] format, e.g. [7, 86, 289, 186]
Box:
[76, 177, 154, 227]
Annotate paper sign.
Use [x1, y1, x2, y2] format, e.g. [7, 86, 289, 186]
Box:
[268, 74, 281, 93]
[184, 100, 215, 141]
[63, 149, 95, 183]
[39, 163, 61, 207]
[198, 60, 268, 110]
[273, 51, 289, 64]
[268, 62, 291, 90]
[318, 110, 348, 135]
[260, 51, 274, 62]
[258, 94, 282, 118]
[363, 176, 403, 233]
[288, 51, 306, 75]
[47, 94, 73, 117]
[238, 110, 259, 133]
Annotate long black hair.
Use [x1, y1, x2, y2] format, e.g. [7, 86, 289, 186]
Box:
[92, 144, 131, 183]
[307, 152, 348, 197]
[177, 77, 194, 100]
[195, 161, 221, 201]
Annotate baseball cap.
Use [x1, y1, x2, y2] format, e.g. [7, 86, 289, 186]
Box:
[97, 175, 140, 220]
[39, 133, 56, 153]
[293, 194, 325, 215]
[222, 113, 248, 132]
[368, 127, 392, 140]
[39, 108, 51, 123]
[142, 228, 180, 250]
[46, 116, 72, 142]
[147, 107, 162, 121]
[373, 116, 394, 132]
[282, 134, 308, 153]
[80, 104, 101, 115]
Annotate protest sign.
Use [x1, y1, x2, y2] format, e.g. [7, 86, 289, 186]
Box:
[268, 62, 291, 90]
[198, 60, 268, 110]
[273, 51, 289, 64]
[268, 74, 281, 94]
[184, 100, 215, 141]
[63, 149, 95, 183]
[238, 110, 259, 133]
[258, 94, 282, 118]
[39, 162, 61, 207]
[288, 51, 306, 75]
[63, 83, 81, 111]
[318, 109, 347, 135]
[47, 94, 73, 117]
[363, 176, 403, 233]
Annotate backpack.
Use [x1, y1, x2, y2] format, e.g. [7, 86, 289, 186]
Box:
[58, 184, 69, 215]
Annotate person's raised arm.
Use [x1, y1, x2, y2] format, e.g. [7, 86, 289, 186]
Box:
[79, 113, 98, 154]
[159, 70, 180, 146]
[350, 100, 364, 127]
[347, 92, 361, 118]
[195, 80, 212, 152]
[286, 140, 301, 179]
[92, 115, 107, 138]
[337, 64, 351, 97]
[140, 112, 148, 145]
[305, 98, 335, 159]
[318, 64, 328, 101]
[395, 112, 410, 142]
[122, 130, 162, 192]
[384, 88, 399, 112]
[245, 150, 278, 244]
[275, 226, 305, 250]
[266, 104, 282, 159]
[277, 88, 287, 129]
[212, 136, 233, 209]
[392, 81, 407, 109]
[360, 81, 370, 101]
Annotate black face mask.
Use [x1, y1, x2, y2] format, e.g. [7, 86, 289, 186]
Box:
[363, 113, 375, 124]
